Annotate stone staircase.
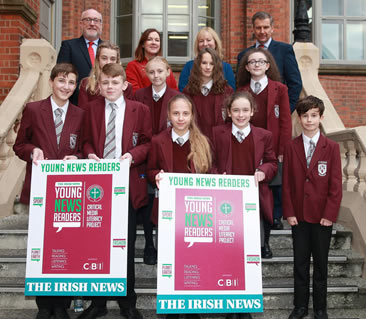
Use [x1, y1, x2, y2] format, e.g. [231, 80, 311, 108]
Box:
[0, 213, 366, 319]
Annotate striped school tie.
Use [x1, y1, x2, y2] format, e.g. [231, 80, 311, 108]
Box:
[54, 108, 64, 147]
[103, 103, 117, 159]
[306, 140, 315, 168]
[236, 131, 244, 143]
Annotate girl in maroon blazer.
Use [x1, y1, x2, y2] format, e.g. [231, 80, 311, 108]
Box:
[134, 57, 180, 265]
[147, 94, 211, 319]
[237, 48, 292, 251]
[212, 91, 277, 319]
[183, 47, 233, 141]
[78, 41, 133, 108]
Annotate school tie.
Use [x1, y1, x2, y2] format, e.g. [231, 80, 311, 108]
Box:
[254, 82, 261, 94]
[258, 44, 265, 49]
[235, 130, 244, 143]
[54, 108, 64, 147]
[153, 93, 160, 102]
[88, 41, 95, 66]
[306, 140, 316, 168]
[202, 86, 209, 96]
[103, 103, 117, 159]
[176, 137, 185, 146]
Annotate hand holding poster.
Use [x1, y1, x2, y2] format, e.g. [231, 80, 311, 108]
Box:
[25, 159, 130, 296]
[157, 173, 263, 315]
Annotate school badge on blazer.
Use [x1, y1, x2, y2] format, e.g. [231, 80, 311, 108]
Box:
[274, 104, 280, 118]
[318, 161, 327, 176]
[132, 132, 139, 147]
[69, 134, 77, 149]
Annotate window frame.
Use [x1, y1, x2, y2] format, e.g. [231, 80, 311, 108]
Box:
[110, 0, 221, 65]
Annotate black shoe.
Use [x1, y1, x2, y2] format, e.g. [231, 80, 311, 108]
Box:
[271, 218, 284, 230]
[261, 242, 273, 259]
[226, 314, 253, 319]
[35, 308, 52, 319]
[288, 307, 308, 319]
[144, 246, 157, 265]
[120, 307, 143, 319]
[54, 307, 70, 319]
[314, 309, 328, 319]
[77, 305, 108, 319]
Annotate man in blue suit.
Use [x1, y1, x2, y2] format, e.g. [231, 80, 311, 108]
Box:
[237, 11, 302, 113]
[57, 8, 103, 105]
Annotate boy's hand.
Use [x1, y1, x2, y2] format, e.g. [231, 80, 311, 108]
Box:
[155, 170, 164, 189]
[287, 216, 298, 226]
[120, 153, 133, 165]
[320, 218, 333, 226]
[278, 155, 283, 162]
[88, 154, 100, 161]
[254, 170, 265, 187]
[32, 148, 44, 165]
[63, 155, 78, 161]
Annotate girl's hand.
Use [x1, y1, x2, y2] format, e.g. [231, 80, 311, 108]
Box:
[88, 153, 100, 161]
[320, 218, 333, 226]
[254, 169, 265, 187]
[32, 148, 44, 165]
[63, 155, 78, 161]
[278, 155, 283, 162]
[287, 216, 298, 226]
[120, 152, 133, 166]
[155, 170, 164, 189]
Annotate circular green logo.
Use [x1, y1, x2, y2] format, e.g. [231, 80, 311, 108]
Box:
[220, 203, 232, 215]
[87, 184, 104, 202]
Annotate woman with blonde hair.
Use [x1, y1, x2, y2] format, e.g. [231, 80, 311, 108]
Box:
[178, 27, 235, 91]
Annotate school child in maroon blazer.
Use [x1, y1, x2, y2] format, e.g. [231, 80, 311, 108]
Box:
[13, 63, 84, 319]
[81, 63, 151, 319]
[183, 47, 233, 141]
[282, 96, 342, 319]
[134, 56, 180, 265]
[78, 41, 133, 109]
[237, 47, 292, 256]
[212, 91, 277, 319]
[147, 94, 211, 319]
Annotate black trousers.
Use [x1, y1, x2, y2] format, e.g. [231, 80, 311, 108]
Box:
[36, 296, 71, 310]
[91, 201, 137, 309]
[291, 221, 333, 310]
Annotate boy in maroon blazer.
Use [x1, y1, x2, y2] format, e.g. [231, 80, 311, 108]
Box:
[81, 63, 151, 319]
[14, 63, 84, 319]
[282, 96, 342, 319]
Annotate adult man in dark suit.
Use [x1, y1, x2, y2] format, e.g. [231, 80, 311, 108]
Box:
[57, 8, 103, 105]
[237, 11, 302, 113]
[13, 63, 84, 319]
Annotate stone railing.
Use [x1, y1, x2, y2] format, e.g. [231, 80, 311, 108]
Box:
[0, 39, 56, 217]
[294, 43, 366, 276]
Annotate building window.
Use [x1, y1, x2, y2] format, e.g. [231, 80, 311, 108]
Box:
[112, 0, 220, 63]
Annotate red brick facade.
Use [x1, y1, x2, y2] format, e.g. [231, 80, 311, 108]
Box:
[0, 0, 364, 128]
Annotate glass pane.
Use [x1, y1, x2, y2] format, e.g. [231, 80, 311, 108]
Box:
[141, 15, 163, 32]
[141, 0, 163, 14]
[197, 0, 214, 17]
[346, 0, 366, 16]
[346, 23, 365, 60]
[167, 0, 189, 14]
[321, 22, 343, 59]
[322, 0, 343, 16]
[198, 16, 215, 29]
[168, 15, 189, 56]
[117, 16, 133, 58]
[117, 0, 132, 16]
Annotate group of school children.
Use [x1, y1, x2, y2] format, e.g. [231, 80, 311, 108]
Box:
[13, 36, 342, 319]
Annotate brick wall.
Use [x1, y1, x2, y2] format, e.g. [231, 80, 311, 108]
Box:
[61, 0, 110, 41]
[0, 0, 40, 103]
[320, 75, 366, 128]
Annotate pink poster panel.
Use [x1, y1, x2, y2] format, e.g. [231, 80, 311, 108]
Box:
[175, 188, 245, 291]
[42, 174, 112, 274]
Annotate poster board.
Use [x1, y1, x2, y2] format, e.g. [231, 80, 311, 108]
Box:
[25, 159, 129, 297]
[157, 173, 263, 314]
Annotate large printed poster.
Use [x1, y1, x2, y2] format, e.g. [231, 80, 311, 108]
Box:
[25, 159, 130, 296]
[157, 173, 263, 314]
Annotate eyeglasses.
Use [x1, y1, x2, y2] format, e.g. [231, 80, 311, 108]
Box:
[82, 18, 102, 24]
[247, 59, 268, 66]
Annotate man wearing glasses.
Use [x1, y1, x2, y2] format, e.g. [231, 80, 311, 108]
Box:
[57, 8, 103, 105]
